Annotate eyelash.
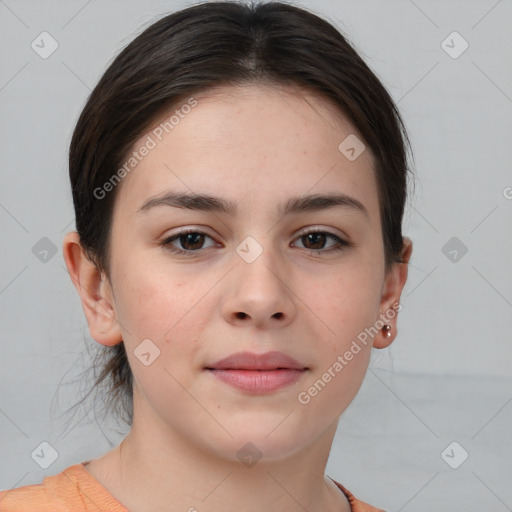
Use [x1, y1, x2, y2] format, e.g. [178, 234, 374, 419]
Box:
[160, 228, 352, 257]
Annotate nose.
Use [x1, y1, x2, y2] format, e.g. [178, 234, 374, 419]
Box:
[221, 243, 296, 330]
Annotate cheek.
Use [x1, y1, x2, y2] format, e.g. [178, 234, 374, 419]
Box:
[112, 260, 217, 370]
[295, 285, 377, 426]
[113, 272, 205, 398]
[113, 253, 193, 334]
[307, 265, 382, 352]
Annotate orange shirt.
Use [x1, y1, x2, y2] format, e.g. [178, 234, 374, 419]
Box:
[0, 462, 385, 511]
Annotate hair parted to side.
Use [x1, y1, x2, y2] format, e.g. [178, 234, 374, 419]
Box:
[66, 0, 413, 428]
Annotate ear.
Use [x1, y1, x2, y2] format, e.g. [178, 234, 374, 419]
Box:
[373, 236, 413, 349]
[62, 231, 122, 346]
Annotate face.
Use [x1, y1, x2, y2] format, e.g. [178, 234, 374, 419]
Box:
[74, 84, 408, 463]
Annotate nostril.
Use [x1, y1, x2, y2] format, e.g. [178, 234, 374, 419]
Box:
[235, 312, 248, 319]
[273, 312, 284, 319]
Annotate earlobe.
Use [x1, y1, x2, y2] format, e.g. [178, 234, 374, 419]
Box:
[373, 236, 413, 349]
[62, 231, 123, 347]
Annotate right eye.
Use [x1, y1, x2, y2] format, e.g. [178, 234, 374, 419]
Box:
[160, 229, 217, 255]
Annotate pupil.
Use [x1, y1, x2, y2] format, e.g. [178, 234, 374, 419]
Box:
[182, 233, 204, 250]
[305, 233, 325, 249]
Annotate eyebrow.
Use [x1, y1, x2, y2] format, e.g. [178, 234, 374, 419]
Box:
[136, 191, 368, 218]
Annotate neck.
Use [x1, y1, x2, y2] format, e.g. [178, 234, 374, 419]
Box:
[101, 393, 351, 512]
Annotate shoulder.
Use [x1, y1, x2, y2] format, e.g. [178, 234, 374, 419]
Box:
[330, 478, 387, 512]
[0, 463, 127, 512]
[0, 464, 81, 512]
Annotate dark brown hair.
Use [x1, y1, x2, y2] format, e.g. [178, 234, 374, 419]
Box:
[65, 0, 412, 428]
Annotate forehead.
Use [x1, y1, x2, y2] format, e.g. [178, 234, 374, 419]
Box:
[113, 83, 378, 219]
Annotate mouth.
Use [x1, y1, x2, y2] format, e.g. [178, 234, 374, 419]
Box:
[205, 351, 308, 393]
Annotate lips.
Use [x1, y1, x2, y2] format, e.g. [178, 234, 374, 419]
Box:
[206, 351, 307, 371]
[205, 351, 308, 393]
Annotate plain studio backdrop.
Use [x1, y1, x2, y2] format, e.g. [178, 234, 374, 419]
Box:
[0, 1, 511, 510]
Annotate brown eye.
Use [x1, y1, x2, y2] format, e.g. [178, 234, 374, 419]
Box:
[161, 230, 216, 255]
[301, 232, 328, 250]
[179, 232, 206, 250]
[293, 230, 349, 254]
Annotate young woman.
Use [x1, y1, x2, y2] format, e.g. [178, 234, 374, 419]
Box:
[0, 2, 412, 511]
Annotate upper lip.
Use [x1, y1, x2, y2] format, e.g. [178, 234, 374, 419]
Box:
[206, 351, 307, 371]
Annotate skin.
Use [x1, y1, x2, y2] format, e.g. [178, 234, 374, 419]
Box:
[63, 83, 412, 512]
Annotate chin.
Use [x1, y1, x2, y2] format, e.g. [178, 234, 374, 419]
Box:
[203, 422, 318, 465]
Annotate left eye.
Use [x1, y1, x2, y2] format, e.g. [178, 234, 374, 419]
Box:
[293, 230, 346, 252]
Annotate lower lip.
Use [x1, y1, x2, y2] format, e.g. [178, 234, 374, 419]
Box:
[207, 369, 306, 393]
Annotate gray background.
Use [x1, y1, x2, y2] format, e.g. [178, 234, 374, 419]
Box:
[1, 0, 511, 510]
